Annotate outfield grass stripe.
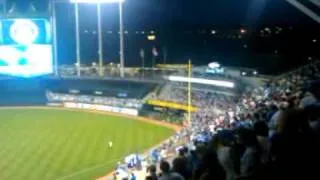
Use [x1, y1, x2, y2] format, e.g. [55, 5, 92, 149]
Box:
[51, 124, 84, 177]
[0, 130, 36, 178]
[29, 132, 68, 179]
[66, 121, 88, 171]
[12, 130, 55, 179]
[56, 157, 121, 180]
[0, 108, 175, 180]
[13, 134, 53, 180]
[82, 124, 106, 168]
[1, 142, 32, 178]
[79, 123, 97, 167]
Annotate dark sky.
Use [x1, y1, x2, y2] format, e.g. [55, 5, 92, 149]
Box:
[3, 0, 318, 27]
[57, 0, 318, 31]
[121, 0, 317, 27]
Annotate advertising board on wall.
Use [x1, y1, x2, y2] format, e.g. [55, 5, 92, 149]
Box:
[63, 102, 139, 116]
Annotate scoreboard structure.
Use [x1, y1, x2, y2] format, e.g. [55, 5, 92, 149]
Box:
[0, 18, 53, 77]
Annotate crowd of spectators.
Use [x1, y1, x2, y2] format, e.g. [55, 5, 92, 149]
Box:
[58, 65, 177, 80]
[156, 83, 237, 129]
[136, 60, 320, 180]
[50, 61, 320, 180]
[46, 91, 142, 109]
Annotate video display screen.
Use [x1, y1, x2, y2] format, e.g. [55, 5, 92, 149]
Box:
[0, 19, 53, 77]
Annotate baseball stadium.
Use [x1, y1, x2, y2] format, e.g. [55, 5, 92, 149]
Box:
[1, 0, 320, 180]
[0, 78, 182, 180]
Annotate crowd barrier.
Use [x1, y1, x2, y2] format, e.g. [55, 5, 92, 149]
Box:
[48, 102, 139, 116]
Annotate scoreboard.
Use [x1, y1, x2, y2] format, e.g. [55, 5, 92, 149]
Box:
[0, 18, 53, 77]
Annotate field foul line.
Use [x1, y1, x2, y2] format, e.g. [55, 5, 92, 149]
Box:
[56, 157, 121, 180]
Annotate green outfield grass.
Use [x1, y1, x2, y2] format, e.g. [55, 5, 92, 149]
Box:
[0, 108, 175, 180]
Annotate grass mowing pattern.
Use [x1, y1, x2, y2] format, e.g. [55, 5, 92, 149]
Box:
[0, 108, 175, 180]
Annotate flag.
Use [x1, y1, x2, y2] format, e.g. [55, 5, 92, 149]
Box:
[140, 49, 145, 59]
[152, 47, 158, 57]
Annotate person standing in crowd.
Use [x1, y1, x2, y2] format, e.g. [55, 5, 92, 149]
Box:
[158, 161, 184, 180]
[146, 165, 158, 180]
[268, 109, 320, 179]
[253, 121, 270, 165]
[192, 143, 226, 180]
[212, 135, 238, 180]
[172, 148, 190, 180]
[300, 81, 320, 136]
[236, 128, 261, 180]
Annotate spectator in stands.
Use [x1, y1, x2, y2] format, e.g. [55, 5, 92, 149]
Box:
[212, 135, 238, 180]
[158, 161, 184, 180]
[172, 149, 190, 180]
[266, 105, 278, 122]
[236, 128, 261, 180]
[305, 104, 320, 139]
[56, 60, 320, 180]
[146, 165, 158, 180]
[269, 109, 319, 179]
[192, 144, 226, 180]
[253, 121, 269, 165]
[130, 172, 137, 180]
[299, 80, 320, 108]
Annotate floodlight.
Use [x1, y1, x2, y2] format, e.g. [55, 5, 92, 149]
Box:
[168, 76, 235, 88]
[69, 0, 125, 3]
[69, 0, 126, 77]
[147, 35, 156, 41]
[208, 62, 220, 69]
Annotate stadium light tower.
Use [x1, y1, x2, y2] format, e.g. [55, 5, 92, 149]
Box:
[69, 0, 125, 78]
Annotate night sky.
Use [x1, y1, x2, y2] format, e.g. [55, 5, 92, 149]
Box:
[122, 0, 316, 27]
[3, 0, 318, 28]
[1, 0, 319, 72]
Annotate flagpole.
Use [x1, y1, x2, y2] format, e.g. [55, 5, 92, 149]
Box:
[97, 2, 103, 76]
[119, 1, 125, 78]
[75, 3, 81, 77]
[142, 55, 145, 69]
[152, 47, 158, 68]
[152, 56, 155, 68]
[52, 0, 58, 76]
[140, 49, 145, 77]
[163, 46, 167, 64]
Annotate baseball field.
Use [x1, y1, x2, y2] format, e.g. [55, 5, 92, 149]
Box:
[0, 108, 176, 180]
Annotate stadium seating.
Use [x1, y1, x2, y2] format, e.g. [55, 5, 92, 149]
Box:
[140, 60, 320, 180]
[1, 60, 319, 180]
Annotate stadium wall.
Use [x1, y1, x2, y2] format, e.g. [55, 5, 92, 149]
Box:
[61, 102, 139, 116]
[0, 77, 47, 106]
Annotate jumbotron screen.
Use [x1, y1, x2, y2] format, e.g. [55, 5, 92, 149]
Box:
[0, 19, 53, 77]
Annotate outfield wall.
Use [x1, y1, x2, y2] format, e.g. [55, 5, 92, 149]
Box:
[48, 102, 139, 116]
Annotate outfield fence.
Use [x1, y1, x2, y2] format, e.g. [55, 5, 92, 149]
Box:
[47, 102, 139, 116]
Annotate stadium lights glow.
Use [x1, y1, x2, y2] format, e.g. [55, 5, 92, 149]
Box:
[147, 35, 156, 41]
[168, 76, 235, 88]
[208, 62, 220, 69]
[70, 0, 125, 3]
[240, 28, 247, 34]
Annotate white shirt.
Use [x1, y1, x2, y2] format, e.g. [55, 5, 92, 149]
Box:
[217, 146, 238, 180]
